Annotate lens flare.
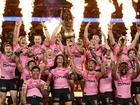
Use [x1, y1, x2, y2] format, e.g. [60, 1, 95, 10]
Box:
[0, 0, 6, 35]
[96, 0, 115, 44]
[19, 0, 35, 44]
[66, 0, 87, 42]
[117, 0, 137, 45]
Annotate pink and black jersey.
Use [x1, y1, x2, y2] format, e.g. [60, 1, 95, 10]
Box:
[46, 57, 54, 69]
[50, 67, 70, 89]
[128, 59, 140, 82]
[13, 44, 20, 52]
[18, 50, 33, 81]
[84, 49, 102, 71]
[99, 67, 112, 93]
[112, 44, 134, 63]
[115, 73, 132, 98]
[18, 48, 28, 68]
[0, 53, 16, 80]
[65, 45, 84, 71]
[32, 44, 46, 62]
[85, 47, 102, 59]
[50, 43, 61, 56]
[22, 78, 47, 98]
[21, 68, 31, 81]
[81, 70, 99, 96]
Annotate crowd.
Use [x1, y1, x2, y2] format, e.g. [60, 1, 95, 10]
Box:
[0, 19, 140, 105]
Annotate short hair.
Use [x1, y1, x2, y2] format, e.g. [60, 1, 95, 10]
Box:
[87, 58, 97, 65]
[119, 62, 128, 66]
[27, 60, 37, 67]
[4, 43, 12, 48]
[85, 58, 97, 70]
[127, 48, 137, 55]
[31, 66, 40, 71]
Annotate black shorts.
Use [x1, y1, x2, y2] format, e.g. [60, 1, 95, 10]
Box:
[83, 95, 98, 105]
[116, 98, 134, 105]
[0, 79, 18, 92]
[18, 79, 24, 91]
[100, 92, 114, 105]
[52, 88, 72, 102]
[131, 82, 140, 94]
[27, 96, 43, 105]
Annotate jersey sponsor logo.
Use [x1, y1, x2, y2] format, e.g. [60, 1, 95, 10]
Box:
[3, 63, 16, 68]
[86, 79, 96, 82]
[118, 82, 130, 86]
[54, 76, 67, 80]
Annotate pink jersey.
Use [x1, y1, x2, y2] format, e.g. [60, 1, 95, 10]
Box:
[99, 67, 112, 93]
[44, 57, 54, 75]
[112, 44, 134, 63]
[94, 47, 102, 57]
[50, 67, 70, 89]
[65, 45, 84, 71]
[0, 53, 16, 80]
[81, 70, 99, 96]
[21, 68, 31, 80]
[20, 55, 34, 80]
[14, 44, 29, 68]
[85, 47, 102, 59]
[19, 48, 28, 68]
[46, 57, 54, 69]
[84, 50, 101, 70]
[64, 45, 78, 57]
[13, 44, 20, 52]
[32, 44, 46, 62]
[50, 43, 61, 56]
[115, 73, 132, 98]
[128, 60, 140, 82]
[22, 78, 47, 98]
[73, 55, 84, 71]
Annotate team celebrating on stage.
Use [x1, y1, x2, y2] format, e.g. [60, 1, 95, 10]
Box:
[0, 17, 140, 105]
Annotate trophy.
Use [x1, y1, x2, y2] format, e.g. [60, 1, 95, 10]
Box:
[61, 8, 74, 38]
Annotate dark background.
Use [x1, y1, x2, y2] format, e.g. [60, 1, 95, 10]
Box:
[2, 0, 140, 43]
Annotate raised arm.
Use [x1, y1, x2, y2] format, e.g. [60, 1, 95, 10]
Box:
[10, 52, 23, 72]
[112, 52, 122, 79]
[101, 31, 110, 50]
[41, 22, 51, 44]
[98, 63, 105, 78]
[108, 23, 116, 46]
[101, 31, 108, 45]
[132, 58, 140, 79]
[75, 43, 85, 54]
[84, 22, 91, 47]
[39, 60, 46, 72]
[110, 49, 115, 68]
[50, 23, 62, 44]
[112, 62, 120, 80]
[131, 24, 140, 47]
[57, 37, 64, 52]
[15, 55, 23, 73]
[13, 19, 22, 45]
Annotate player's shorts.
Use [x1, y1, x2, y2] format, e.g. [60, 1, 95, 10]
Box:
[0, 79, 18, 92]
